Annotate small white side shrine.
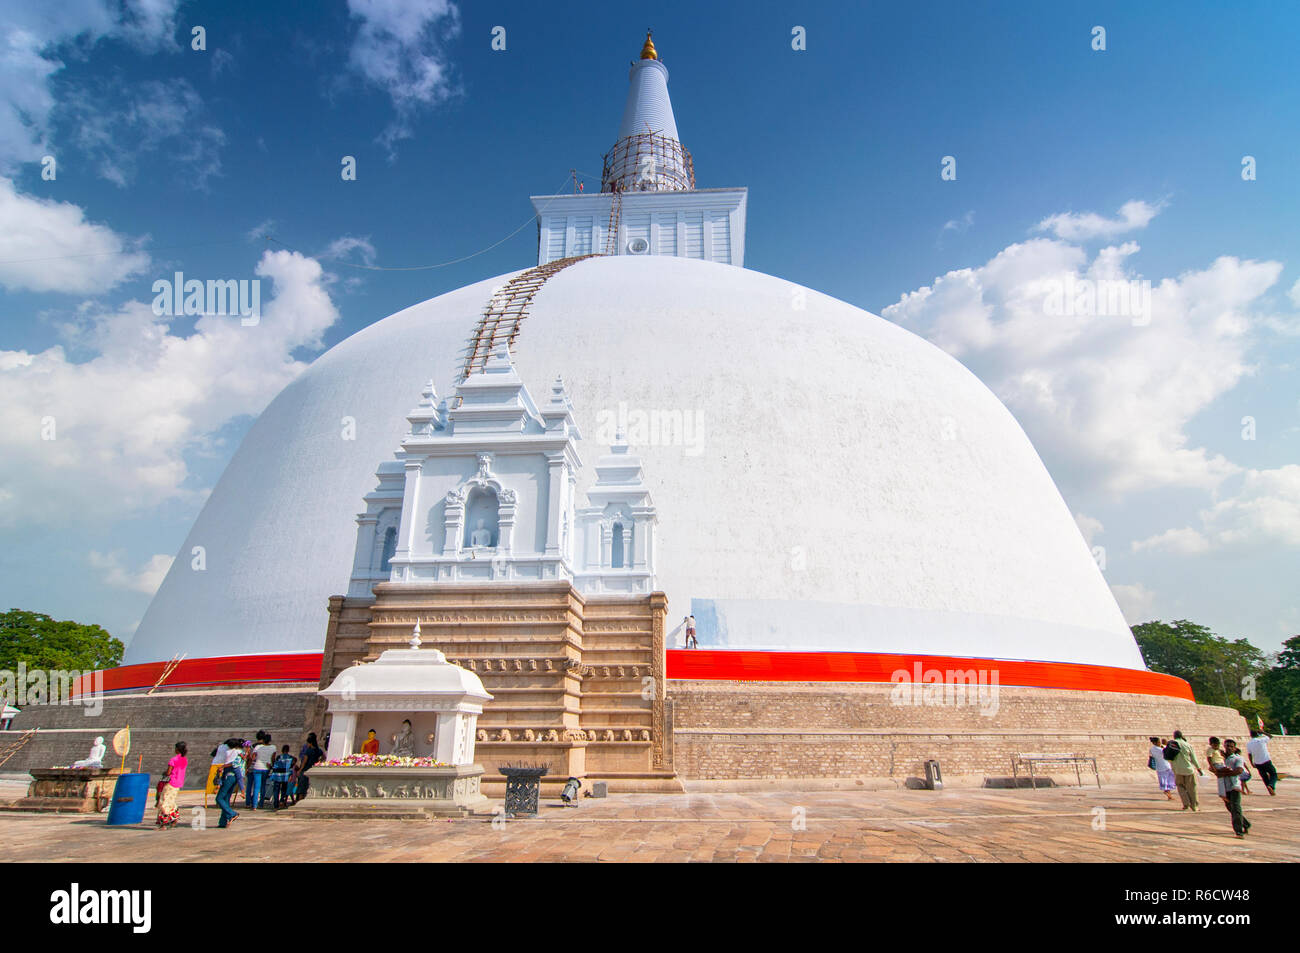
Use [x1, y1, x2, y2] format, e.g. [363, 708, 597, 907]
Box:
[310, 630, 494, 814]
[574, 432, 658, 594]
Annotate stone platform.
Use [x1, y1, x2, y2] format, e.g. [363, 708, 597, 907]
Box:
[0, 767, 120, 813]
[1, 782, 1298, 862]
[297, 764, 491, 817]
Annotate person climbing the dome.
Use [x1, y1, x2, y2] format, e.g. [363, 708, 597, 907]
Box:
[684, 615, 697, 649]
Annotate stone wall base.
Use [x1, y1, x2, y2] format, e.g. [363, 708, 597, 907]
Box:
[8, 679, 1294, 794]
[668, 680, 1297, 784]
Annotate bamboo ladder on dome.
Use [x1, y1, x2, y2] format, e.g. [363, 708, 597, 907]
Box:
[147, 653, 186, 694]
[603, 188, 622, 256]
[0, 729, 37, 769]
[459, 255, 599, 384]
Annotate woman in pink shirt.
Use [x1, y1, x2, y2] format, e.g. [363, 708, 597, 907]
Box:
[155, 741, 188, 829]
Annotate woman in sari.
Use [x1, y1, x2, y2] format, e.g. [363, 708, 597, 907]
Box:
[1149, 736, 1176, 801]
[155, 741, 188, 828]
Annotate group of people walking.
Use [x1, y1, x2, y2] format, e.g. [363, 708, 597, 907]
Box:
[153, 731, 327, 829]
[1147, 729, 1279, 838]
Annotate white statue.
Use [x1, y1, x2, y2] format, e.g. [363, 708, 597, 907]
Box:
[73, 736, 107, 769]
[391, 719, 415, 757]
[470, 518, 493, 547]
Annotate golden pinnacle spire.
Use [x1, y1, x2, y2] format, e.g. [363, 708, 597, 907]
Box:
[640, 29, 658, 60]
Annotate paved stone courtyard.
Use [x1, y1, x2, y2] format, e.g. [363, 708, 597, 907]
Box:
[2, 779, 1299, 862]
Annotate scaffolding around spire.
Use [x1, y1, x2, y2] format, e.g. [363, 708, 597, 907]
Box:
[601, 132, 695, 194]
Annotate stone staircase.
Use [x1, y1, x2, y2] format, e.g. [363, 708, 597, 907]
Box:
[312, 582, 680, 794]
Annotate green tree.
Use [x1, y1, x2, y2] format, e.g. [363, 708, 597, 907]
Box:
[1131, 619, 1270, 722]
[1261, 635, 1300, 734]
[0, 609, 123, 675]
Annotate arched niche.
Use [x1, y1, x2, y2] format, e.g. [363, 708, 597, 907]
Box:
[463, 486, 500, 548]
[600, 508, 634, 569]
[379, 526, 397, 572]
[441, 454, 517, 558]
[611, 522, 626, 569]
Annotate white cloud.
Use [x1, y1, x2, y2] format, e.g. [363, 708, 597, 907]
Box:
[111, 0, 181, 51]
[322, 235, 377, 265]
[0, 249, 339, 527]
[57, 77, 224, 188]
[346, 0, 461, 151]
[210, 48, 235, 79]
[1131, 527, 1211, 555]
[1110, 583, 1156, 624]
[0, 176, 149, 292]
[1073, 512, 1104, 546]
[882, 224, 1285, 495]
[1289, 278, 1300, 308]
[942, 210, 974, 234]
[1131, 467, 1300, 555]
[1200, 466, 1300, 548]
[1035, 200, 1162, 242]
[89, 551, 173, 594]
[246, 219, 276, 242]
[0, 0, 181, 172]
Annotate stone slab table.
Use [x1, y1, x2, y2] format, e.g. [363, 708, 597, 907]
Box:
[0, 768, 121, 813]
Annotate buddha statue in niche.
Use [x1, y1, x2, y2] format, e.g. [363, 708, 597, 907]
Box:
[470, 518, 494, 547]
[462, 485, 500, 549]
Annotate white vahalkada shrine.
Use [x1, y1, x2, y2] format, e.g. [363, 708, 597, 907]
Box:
[11, 32, 1272, 794]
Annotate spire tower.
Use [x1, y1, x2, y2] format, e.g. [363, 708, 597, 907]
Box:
[601, 31, 694, 193]
[531, 31, 747, 266]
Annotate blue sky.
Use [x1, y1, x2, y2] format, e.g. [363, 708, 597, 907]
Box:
[1, 0, 1297, 654]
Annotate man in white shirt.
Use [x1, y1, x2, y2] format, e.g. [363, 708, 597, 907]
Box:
[1214, 739, 1252, 838]
[249, 732, 278, 810]
[1246, 730, 1277, 796]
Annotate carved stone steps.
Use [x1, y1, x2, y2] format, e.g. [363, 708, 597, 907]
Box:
[580, 710, 653, 725]
[476, 704, 579, 717]
[579, 696, 660, 710]
[476, 686, 572, 695]
[319, 585, 673, 792]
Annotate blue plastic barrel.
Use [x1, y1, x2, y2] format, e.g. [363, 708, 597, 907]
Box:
[106, 773, 151, 825]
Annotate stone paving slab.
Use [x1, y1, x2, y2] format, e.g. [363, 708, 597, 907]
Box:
[1, 783, 1297, 862]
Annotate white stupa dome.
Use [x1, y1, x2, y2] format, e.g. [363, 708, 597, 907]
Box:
[127, 254, 1143, 671]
